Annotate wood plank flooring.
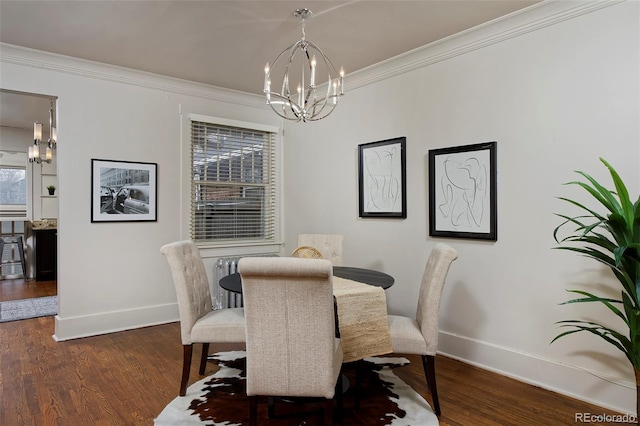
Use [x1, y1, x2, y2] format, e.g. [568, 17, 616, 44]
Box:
[0, 279, 633, 425]
[0, 278, 57, 302]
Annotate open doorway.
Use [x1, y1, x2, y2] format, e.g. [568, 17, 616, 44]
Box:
[0, 89, 58, 304]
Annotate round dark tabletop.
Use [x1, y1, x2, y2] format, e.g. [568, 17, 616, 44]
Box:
[219, 265, 394, 294]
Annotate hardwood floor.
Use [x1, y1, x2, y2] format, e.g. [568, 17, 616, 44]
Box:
[0, 278, 57, 302]
[0, 280, 632, 425]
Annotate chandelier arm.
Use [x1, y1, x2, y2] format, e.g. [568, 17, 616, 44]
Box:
[303, 41, 339, 75]
[305, 97, 334, 120]
[284, 41, 315, 120]
[266, 41, 305, 120]
[266, 93, 303, 122]
[307, 41, 345, 98]
[282, 41, 300, 97]
[300, 40, 340, 112]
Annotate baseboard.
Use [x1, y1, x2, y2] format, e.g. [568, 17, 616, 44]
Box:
[53, 302, 179, 342]
[438, 331, 636, 415]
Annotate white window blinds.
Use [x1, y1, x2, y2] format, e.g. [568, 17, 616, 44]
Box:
[0, 166, 27, 219]
[190, 119, 278, 244]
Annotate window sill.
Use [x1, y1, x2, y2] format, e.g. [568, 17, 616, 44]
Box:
[197, 241, 284, 259]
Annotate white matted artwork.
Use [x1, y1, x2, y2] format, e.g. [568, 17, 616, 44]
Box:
[358, 137, 407, 218]
[91, 159, 157, 222]
[428, 142, 497, 240]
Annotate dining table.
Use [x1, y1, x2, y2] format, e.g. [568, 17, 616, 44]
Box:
[219, 265, 395, 363]
[219, 265, 394, 293]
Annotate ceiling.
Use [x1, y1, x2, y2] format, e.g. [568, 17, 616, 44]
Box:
[0, 90, 56, 135]
[0, 0, 540, 133]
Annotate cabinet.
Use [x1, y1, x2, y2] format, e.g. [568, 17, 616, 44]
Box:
[34, 229, 57, 281]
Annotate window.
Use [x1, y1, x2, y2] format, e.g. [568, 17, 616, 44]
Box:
[0, 166, 27, 219]
[129, 188, 148, 203]
[190, 117, 278, 245]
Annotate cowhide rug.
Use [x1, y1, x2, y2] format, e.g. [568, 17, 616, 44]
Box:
[155, 351, 439, 426]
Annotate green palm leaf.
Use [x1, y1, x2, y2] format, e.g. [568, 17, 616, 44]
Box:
[552, 321, 631, 362]
[601, 158, 634, 227]
[552, 158, 640, 372]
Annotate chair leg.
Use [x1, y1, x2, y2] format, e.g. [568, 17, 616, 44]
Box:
[267, 396, 275, 418]
[354, 360, 363, 411]
[16, 236, 26, 277]
[335, 370, 344, 422]
[248, 395, 258, 426]
[199, 343, 210, 375]
[324, 399, 333, 426]
[180, 344, 193, 396]
[422, 355, 441, 416]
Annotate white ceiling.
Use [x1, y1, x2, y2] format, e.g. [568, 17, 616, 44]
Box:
[0, 0, 540, 132]
[0, 90, 56, 135]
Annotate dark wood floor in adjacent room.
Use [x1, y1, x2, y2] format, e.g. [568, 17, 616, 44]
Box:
[0, 279, 632, 425]
[0, 277, 57, 302]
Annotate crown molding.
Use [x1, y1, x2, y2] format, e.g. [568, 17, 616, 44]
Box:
[347, 0, 625, 91]
[0, 43, 266, 109]
[1, 0, 624, 101]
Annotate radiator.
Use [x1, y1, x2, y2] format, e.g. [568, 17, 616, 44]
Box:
[215, 254, 278, 309]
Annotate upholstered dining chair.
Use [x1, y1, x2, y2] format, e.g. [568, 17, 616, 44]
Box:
[386, 243, 458, 416]
[297, 234, 343, 265]
[160, 240, 246, 396]
[239, 257, 344, 426]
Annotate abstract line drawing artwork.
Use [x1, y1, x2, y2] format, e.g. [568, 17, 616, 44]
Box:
[429, 142, 497, 240]
[358, 137, 407, 218]
[438, 152, 488, 230]
[364, 146, 400, 211]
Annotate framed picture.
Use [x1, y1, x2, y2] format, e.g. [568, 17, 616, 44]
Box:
[358, 137, 407, 218]
[428, 141, 497, 240]
[91, 159, 157, 222]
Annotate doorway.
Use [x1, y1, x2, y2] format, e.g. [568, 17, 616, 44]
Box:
[0, 89, 58, 303]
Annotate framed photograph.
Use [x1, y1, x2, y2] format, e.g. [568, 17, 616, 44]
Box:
[428, 141, 497, 240]
[91, 159, 157, 222]
[358, 137, 407, 218]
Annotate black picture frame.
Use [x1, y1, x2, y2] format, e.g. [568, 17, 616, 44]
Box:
[428, 141, 497, 240]
[358, 137, 407, 218]
[91, 158, 157, 222]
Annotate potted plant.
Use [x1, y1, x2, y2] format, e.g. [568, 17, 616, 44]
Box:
[47, 185, 56, 195]
[552, 158, 640, 421]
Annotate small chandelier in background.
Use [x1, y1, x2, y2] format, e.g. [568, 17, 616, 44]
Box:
[263, 8, 344, 123]
[29, 99, 57, 164]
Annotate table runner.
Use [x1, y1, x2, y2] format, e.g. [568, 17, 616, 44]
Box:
[333, 276, 393, 363]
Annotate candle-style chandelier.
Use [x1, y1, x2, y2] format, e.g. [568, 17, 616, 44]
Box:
[263, 9, 344, 122]
[29, 99, 57, 164]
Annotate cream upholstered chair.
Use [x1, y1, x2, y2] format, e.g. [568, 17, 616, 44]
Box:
[161, 240, 246, 396]
[239, 257, 343, 426]
[387, 243, 458, 416]
[297, 234, 343, 265]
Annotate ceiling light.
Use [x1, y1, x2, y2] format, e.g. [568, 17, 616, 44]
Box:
[29, 99, 56, 164]
[263, 9, 344, 123]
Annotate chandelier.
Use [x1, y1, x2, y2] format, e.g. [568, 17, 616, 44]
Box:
[29, 99, 57, 164]
[263, 9, 344, 122]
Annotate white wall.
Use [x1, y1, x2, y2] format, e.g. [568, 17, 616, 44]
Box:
[0, 126, 31, 151]
[283, 0, 639, 414]
[1, 0, 638, 414]
[0, 44, 282, 340]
